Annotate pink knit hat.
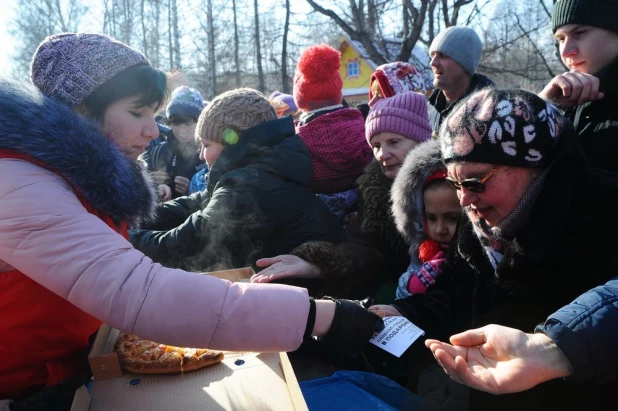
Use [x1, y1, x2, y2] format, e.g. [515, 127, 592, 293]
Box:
[365, 91, 432, 145]
[369, 62, 426, 100]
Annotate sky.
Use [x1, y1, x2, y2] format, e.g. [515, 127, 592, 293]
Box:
[0, 1, 15, 76]
[0, 0, 502, 78]
[0, 0, 311, 77]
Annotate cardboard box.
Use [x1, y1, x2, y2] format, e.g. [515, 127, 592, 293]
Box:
[76, 267, 308, 410]
[73, 349, 307, 411]
[87, 324, 123, 381]
[203, 266, 254, 282]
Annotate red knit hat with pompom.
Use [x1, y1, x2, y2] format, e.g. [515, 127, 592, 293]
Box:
[293, 44, 343, 111]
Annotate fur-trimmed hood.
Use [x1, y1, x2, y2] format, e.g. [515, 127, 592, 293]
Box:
[391, 139, 446, 251]
[0, 78, 156, 227]
[356, 160, 407, 252]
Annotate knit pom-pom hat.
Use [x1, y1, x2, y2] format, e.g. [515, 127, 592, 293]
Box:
[365, 91, 432, 145]
[293, 44, 343, 112]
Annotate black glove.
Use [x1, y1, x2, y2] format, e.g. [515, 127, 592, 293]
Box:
[10, 374, 89, 411]
[319, 297, 385, 358]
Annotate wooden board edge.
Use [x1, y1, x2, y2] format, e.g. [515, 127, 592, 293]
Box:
[279, 352, 309, 411]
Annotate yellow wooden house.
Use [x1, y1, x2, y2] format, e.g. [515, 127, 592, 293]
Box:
[337, 34, 432, 107]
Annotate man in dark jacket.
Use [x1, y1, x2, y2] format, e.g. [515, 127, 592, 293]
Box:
[539, 0, 618, 173]
[393, 89, 618, 410]
[427, 26, 494, 133]
[130, 88, 344, 272]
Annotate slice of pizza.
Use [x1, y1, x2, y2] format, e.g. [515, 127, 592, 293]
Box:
[115, 333, 225, 375]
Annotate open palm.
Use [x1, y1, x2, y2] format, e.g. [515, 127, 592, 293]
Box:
[426, 324, 571, 395]
[251, 254, 320, 283]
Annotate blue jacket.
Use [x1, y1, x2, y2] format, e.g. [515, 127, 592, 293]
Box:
[537, 276, 618, 383]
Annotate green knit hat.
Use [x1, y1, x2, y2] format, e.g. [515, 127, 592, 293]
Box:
[552, 0, 618, 33]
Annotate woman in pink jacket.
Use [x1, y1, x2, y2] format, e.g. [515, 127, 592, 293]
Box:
[0, 33, 382, 409]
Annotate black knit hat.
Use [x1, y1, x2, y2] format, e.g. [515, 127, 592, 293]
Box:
[552, 0, 618, 33]
[440, 88, 571, 168]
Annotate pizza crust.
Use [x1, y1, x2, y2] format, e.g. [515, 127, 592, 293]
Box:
[115, 333, 224, 375]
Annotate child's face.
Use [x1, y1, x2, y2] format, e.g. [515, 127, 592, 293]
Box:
[424, 184, 461, 250]
[170, 117, 198, 145]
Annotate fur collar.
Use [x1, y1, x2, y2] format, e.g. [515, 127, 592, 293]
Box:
[0, 78, 156, 226]
[357, 160, 407, 251]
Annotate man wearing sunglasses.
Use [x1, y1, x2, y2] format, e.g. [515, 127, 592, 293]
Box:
[393, 88, 618, 409]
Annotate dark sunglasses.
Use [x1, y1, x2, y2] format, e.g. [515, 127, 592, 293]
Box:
[446, 165, 502, 193]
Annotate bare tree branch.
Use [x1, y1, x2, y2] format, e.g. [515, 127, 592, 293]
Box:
[514, 14, 556, 79]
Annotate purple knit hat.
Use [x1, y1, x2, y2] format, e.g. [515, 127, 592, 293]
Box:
[365, 91, 432, 145]
[269, 91, 299, 117]
[30, 33, 150, 106]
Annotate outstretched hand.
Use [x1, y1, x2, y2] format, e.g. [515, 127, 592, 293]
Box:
[368, 304, 403, 317]
[251, 255, 320, 283]
[320, 298, 385, 358]
[425, 324, 572, 395]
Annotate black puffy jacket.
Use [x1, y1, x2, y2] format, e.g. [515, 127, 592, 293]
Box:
[131, 116, 344, 271]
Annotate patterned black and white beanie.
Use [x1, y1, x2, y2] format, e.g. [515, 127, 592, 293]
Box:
[439, 88, 567, 169]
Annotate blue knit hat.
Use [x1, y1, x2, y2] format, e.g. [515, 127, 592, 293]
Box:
[429, 26, 483, 75]
[166, 86, 204, 119]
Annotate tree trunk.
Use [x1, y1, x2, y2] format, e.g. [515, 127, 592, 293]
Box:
[171, 0, 181, 68]
[140, 0, 148, 59]
[399, 0, 428, 62]
[168, 0, 173, 68]
[253, 0, 265, 92]
[153, 0, 161, 67]
[232, 0, 241, 87]
[206, 0, 216, 98]
[281, 0, 291, 93]
[121, 0, 132, 45]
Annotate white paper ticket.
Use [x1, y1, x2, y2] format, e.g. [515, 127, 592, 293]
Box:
[369, 316, 424, 357]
